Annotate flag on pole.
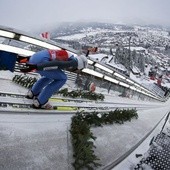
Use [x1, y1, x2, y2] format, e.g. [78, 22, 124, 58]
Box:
[41, 32, 50, 40]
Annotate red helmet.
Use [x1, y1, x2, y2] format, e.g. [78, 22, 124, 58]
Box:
[56, 50, 68, 61]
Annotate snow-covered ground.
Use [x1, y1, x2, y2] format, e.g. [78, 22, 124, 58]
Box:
[0, 70, 169, 170]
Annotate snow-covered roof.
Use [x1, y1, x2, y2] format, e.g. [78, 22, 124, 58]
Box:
[106, 62, 126, 71]
[125, 46, 146, 52]
[88, 53, 108, 62]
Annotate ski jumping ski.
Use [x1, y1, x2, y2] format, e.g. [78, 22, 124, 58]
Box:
[0, 91, 162, 112]
[0, 92, 114, 112]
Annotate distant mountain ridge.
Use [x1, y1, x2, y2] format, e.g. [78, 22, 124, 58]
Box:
[35, 22, 166, 38]
[50, 22, 135, 38]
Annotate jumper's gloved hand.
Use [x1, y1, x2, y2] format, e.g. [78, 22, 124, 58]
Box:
[20, 63, 37, 73]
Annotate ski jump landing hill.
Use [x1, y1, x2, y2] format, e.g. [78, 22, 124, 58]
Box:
[0, 26, 170, 170]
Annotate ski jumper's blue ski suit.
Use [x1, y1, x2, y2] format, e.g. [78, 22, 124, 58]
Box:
[28, 49, 79, 105]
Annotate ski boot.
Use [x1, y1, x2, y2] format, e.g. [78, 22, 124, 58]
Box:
[26, 90, 39, 99]
[32, 99, 53, 110]
[25, 90, 35, 99]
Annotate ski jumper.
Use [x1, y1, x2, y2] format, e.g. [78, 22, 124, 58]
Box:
[28, 49, 78, 105]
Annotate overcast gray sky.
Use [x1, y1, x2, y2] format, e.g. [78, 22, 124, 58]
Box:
[0, 0, 170, 32]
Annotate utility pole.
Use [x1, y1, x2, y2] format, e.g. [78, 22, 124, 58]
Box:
[128, 36, 132, 75]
